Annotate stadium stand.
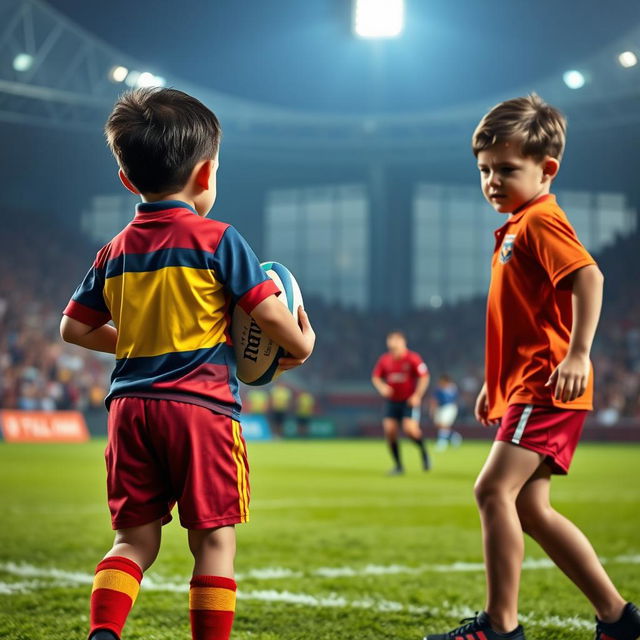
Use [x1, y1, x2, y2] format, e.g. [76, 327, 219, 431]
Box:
[1, 209, 638, 426]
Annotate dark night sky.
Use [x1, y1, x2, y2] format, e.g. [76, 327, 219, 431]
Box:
[49, 0, 640, 113]
[3, 0, 640, 236]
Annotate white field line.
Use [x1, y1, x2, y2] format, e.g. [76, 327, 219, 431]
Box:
[0, 566, 593, 632]
[1, 557, 637, 631]
[2, 554, 639, 585]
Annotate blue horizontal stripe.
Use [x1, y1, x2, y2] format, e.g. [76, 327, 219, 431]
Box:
[106, 343, 240, 416]
[105, 247, 216, 278]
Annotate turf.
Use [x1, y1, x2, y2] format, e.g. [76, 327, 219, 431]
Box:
[1, 439, 639, 639]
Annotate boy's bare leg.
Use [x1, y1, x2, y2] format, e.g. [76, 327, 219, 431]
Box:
[474, 442, 543, 633]
[188, 526, 237, 640]
[516, 464, 626, 622]
[104, 519, 163, 571]
[188, 525, 236, 578]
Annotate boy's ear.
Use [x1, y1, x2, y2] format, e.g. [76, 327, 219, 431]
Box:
[194, 159, 213, 191]
[118, 169, 140, 195]
[542, 157, 560, 181]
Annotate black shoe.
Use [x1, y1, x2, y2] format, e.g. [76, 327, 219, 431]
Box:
[424, 611, 526, 640]
[90, 631, 119, 640]
[596, 602, 640, 640]
[387, 467, 404, 476]
[423, 458, 431, 471]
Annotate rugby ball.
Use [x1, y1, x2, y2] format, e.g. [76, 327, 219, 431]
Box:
[232, 261, 304, 386]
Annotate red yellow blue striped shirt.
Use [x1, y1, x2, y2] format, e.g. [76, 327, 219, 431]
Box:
[63, 200, 279, 419]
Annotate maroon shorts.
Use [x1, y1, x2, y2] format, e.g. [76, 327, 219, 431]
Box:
[495, 404, 587, 474]
[106, 397, 250, 530]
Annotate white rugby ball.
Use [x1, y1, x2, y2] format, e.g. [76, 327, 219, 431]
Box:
[232, 261, 304, 386]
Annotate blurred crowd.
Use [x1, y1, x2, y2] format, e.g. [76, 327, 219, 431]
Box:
[0, 212, 110, 412]
[1, 210, 638, 423]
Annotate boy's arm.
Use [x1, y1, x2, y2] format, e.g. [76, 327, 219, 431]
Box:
[60, 316, 117, 354]
[250, 296, 315, 365]
[545, 264, 604, 402]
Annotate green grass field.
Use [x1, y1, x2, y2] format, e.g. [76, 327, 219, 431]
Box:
[1, 439, 639, 640]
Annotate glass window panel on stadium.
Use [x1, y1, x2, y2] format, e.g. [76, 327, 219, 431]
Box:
[265, 184, 636, 310]
[82, 186, 634, 312]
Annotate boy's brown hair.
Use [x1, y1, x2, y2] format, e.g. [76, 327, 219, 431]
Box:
[105, 87, 222, 195]
[472, 93, 566, 161]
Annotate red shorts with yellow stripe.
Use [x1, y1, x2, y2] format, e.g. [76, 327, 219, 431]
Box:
[106, 397, 250, 530]
[495, 403, 587, 475]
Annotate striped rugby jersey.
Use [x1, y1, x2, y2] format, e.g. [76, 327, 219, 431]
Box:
[63, 200, 279, 419]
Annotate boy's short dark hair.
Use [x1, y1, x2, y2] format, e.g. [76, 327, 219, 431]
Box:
[105, 88, 222, 195]
[472, 93, 566, 161]
[387, 330, 406, 340]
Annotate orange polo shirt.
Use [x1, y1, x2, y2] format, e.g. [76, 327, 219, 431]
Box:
[486, 194, 596, 421]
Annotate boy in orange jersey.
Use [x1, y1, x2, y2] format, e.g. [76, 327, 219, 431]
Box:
[423, 95, 640, 640]
[60, 88, 315, 640]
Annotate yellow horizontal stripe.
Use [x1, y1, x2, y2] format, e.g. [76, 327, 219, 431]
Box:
[189, 587, 237, 611]
[92, 569, 140, 602]
[104, 266, 227, 359]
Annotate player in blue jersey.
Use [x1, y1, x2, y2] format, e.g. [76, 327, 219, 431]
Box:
[430, 374, 462, 451]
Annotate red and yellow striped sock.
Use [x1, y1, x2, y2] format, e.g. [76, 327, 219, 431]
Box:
[189, 575, 237, 640]
[89, 556, 142, 639]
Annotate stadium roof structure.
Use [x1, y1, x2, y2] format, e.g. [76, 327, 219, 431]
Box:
[2, 0, 640, 162]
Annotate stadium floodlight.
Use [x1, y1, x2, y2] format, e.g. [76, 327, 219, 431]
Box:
[131, 71, 166, 88]
[563, 70, 586, 89]
[618, 51, 638, 68]
[13, 53, 34, 72]
[109, 65, 129, 83]
[124, 70, 140, 87]
[353, 0, 405, 38]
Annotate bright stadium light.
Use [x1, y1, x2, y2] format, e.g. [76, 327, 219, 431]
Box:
[109, 65, 129, 83]
[618, 51, 638, 68]
[13, 53, 34, 72]
[136, 72, 157, 87]
[353, 0, 405, 38]
[124, 71, 166, 88]
[563, 69, 586, 89]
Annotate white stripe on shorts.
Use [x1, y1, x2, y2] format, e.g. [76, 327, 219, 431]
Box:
[512, 404, 533, 445]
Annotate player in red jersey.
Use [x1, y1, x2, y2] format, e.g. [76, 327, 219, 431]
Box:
[372, 331, 431, 474]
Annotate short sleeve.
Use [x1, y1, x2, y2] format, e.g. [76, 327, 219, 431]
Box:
[523, 210, 595, 287]
[413, 354, 429, 377]
[63, 255, 111, 328]
[212, 226, 279, 313]
[372, 356, 386, 378]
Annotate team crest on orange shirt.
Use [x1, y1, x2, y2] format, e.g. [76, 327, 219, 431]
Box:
[499, 234, 517, 264]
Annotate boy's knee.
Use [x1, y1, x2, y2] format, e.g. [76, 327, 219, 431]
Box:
[189, 527, 236, 559]
[474, 477, 509, 509]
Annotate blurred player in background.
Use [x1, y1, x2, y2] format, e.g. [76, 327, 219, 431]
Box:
[431, 374, 462, 452]
[269, 383, 292, 437]
[295, 390, 315, 437]
[372, 331, 431, 474]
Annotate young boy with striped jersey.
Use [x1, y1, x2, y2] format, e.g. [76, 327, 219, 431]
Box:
[61, 88, 315, 640]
